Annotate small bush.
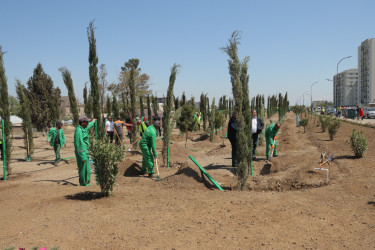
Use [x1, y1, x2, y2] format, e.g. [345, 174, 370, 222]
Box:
[320, 115, 331, 132]
[90, 139, 126, 196]
[349, 129, 368, 158]
[328, 118, 341, 140]
[300, 118, 309, 133]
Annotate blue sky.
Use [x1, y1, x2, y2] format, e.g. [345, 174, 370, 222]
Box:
[1, 0, 374, 106]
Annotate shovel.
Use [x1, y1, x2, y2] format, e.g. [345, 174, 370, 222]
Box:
[154, 157, 161, 180]
[26, 131, 31, 162]
[269, 136, 277, 159]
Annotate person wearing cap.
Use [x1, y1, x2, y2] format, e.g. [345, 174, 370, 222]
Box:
[139, 119, 161, 177]
[74, 116, 96, 186]
[137, 116, 149, 138]
[47, 121, 66, 166]
[105, 116, 114, 143]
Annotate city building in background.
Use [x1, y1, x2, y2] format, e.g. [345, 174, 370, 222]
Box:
[333, 69, 358, 107]
[358, 38, 375, 105]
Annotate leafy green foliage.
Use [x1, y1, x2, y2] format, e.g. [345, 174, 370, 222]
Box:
[0, 47, 12, 172]
[301, 118, 309, 133]
[209, 98, 216, 142]
[319, 115, 331, 132]
[139, 95, 145, 117]
[106, 95, 112, 116]
[90, 139, 126, 196]
[349, 129, 368, 158]
[59, 67, 79, 126]
[200, 93, 207, 131]
[328, 118, 341, 140]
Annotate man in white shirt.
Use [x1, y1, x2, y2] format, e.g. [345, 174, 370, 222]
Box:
[105, 116, 114, 143]
[251, 110, 264, 160]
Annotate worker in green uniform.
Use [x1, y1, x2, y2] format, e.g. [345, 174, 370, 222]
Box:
[47, 121, 66, 166]
[196, 112, 201, 131]
[265, 122, 281, 160]
[136, 117, 149, 137]
[139, 119, 161, 178]
[74, 116, 96, 186]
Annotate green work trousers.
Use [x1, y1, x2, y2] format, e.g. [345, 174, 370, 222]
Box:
[140, 144, 155, 174]
[266, 138, 277, 158]
[76, 154, 91, 186]
[54, 143, 61, 163]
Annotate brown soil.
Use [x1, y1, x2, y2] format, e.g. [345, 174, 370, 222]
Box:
[1, 113, 374, 249]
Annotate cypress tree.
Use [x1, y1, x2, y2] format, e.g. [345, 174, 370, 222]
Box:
[112, 94, 119, 119]
[53, 87, 61, 122]
[139, 95, 145, 117]
[26, 63, 56, 130]
[209, 98, 216, 142]
[181, 92, 186, 106]
[59, 67, 79, 126]
[162, 64, 179, 166]
[222, 31, 251, 190]
[177, 105, 196, 148]
[106, 95, 112, 116]
[87, 93, 93, 118]
[16, 80, 33, 160]
[87, 20, 102, 139]
[190, 96, 195, 108]
[83, 83, 89, 116]
[121, 93, 129, 120]
[200, 93, 207, 131]
[0, 47, 12, 173]
[152, 94, 158, 116]
[147, 94, 152, 123]
[174, 96, 179, 110]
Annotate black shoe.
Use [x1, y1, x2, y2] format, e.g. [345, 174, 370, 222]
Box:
[252, 156, 256, 161]
[148, 173, 155, 178]
[273, 155, 278, 157]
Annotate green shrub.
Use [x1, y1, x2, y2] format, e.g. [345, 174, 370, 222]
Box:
[90, 139, 126, 196]
[319, 115, 331, 132]
[300, 118, 309, 133]
[349, 129, 368, 158]
[328, 118, 341, 140]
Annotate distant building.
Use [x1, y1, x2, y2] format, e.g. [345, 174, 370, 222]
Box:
[60, 96, 85, 120]
[358, 38, 375, 105]
[333, 69, 358, 107]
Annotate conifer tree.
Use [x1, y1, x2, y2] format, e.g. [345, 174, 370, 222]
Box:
[0, 47, 12, 173]
[59, 67, 79, 126]
[106, 95, 112, 116]
[53, 87, 61, 122]
[152, 94, 158, 116]
[174, 96, 179, 110]
[181, 92, 186, 106]
[209, 98, 216, 142]
[16, 80, 33, 161]
[139, 95, 145, 117]
[87, 20, 102, 139]
[147, 94, 152, 123]
[190, 96, 195, 108]
[83, 83, 89, 116]
[177, 105, 196, 148]
[162, 64, 179, 166]
[112, 94, 119, 119]
[200, 93, 207, 131]
[222, 31, 251, 190]
[87, 93, 93, 118]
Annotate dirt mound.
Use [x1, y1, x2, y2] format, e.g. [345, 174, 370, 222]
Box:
[159, 162, 213, 190]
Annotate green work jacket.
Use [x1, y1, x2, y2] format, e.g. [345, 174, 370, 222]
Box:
[265, 123, 279, 140]
[47, 127, 66, 147]
[74, 121, 94, 162]
[139, 125, 158, 158]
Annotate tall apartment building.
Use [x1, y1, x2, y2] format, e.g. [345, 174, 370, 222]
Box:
[358, 38, 375, 105]
[333, 69, 358, 107]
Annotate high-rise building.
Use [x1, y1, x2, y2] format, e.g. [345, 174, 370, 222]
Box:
[333, 69, 358, 107]
[358, 38, 375, 105]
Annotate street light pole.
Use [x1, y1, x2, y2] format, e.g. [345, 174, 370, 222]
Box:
[335, 56, 352, 107]
[303, 91, 309, 106]
[311, 81, 318, 109]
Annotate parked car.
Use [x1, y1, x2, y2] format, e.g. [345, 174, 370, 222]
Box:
[364, 107, 375, 118]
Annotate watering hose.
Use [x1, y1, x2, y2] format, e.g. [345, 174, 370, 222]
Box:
[189, 155, 223, 191]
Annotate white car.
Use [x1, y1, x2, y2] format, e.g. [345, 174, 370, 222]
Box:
[365, 108, 375, 118]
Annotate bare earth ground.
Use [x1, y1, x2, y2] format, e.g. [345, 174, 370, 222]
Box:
[0, 112, 374, 249]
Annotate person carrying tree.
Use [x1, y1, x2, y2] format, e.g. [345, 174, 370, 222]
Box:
[227, 111, 238, 167]
[139, 118, 161, 178]
[74, 116, 96, 186]
[47, 121, 66, 166]
[136, 116, 149, 138]
[265, 122, 281, 160]
[251, 110, 264, 160]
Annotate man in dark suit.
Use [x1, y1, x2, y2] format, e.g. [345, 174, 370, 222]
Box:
[251, 110, 264, 160]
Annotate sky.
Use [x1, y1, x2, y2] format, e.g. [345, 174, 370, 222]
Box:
[1, 0, 374, 106]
